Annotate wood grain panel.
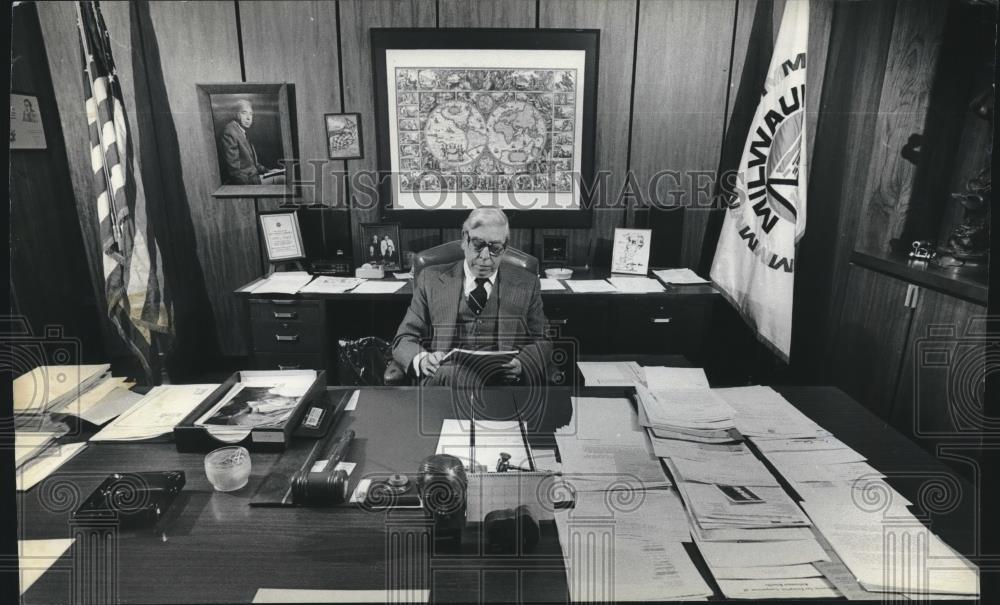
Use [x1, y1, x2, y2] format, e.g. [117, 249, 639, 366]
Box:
[438, 0, 536, 28]
[239, 1, 344, 208]
[35, 1, 121, 352]
[11, 2, 109, 358]
[793, 0, 897, 380]
[630, 0, 736, 270]
[439, 0, 537, 254]
[830, 264, 913, 419]
[891, 289, 985, 466]
[140, 1, 259, 355]
[856, 0, 947, 254]
[338, 0, 437, 262]
[540, 0, 637, 266]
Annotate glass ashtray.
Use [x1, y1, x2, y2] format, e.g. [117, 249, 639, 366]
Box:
[204, 446, 251, 492]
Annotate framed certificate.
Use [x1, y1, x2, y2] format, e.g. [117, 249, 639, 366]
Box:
[259, 210, 305, 262]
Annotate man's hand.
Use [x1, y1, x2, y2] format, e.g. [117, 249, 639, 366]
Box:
[500, 357, 522, 383]
[420, 351, 447, 376]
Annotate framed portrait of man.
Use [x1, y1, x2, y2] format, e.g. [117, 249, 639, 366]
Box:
[359, 223, 402, 271]
[197, 83, 296, 198]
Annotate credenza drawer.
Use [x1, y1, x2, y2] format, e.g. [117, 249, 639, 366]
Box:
[251, 321, 325, 353]
[249, 299, 323, 324]
[251, 352, 325, 371]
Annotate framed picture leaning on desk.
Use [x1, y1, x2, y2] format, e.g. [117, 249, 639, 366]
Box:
[360, 222, 402, 271]
[259, 210, 305, 263]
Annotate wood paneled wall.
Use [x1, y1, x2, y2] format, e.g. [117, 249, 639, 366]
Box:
[36, 0, 834, 357]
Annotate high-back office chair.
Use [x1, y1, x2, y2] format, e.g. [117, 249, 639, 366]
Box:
[412, 240, 539, 280]
[382, 240, 541, 385]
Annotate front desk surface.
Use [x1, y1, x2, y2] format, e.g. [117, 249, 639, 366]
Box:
[19, 386, 977, 603]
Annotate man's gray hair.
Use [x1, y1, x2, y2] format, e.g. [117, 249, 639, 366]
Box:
[234, 99, 253, 114]
[461, 207, 509, 240]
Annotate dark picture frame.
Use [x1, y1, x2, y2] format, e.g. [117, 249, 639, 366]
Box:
[542, 235, 569, 265]
[197, 83, 297, 198]
[359, 222, 402, 271]
[371, 28, 598, 228]
[324, 112, 364, 160]
[258, 210, 306, 263]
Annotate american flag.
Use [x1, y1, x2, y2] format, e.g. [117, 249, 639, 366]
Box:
[77, 1, 173, 381]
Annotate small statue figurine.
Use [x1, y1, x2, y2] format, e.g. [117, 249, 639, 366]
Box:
[935, 166, 990, 268]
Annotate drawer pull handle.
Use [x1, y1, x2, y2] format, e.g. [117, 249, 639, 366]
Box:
[270, 299, 297, 306]
[549, 319, 569, 326]
[278, 364, 301, 370]
[273, 311, 297, 319]
[651, 317, 672, 324]
[275, 334, 300, 342]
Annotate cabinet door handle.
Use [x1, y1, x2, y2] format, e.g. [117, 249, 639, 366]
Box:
[548, 319, 569, 326]
[651, 317, 672, 324]
[273, 311, 297, 319]
[270, 299, 298, 306]
[278, 364, 301, 370]
[275, 334, 300, 343]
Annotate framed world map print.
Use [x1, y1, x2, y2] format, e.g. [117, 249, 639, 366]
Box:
[371, 29, 598, 228]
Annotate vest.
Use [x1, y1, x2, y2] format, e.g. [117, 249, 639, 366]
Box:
[454, 282, 500, 351]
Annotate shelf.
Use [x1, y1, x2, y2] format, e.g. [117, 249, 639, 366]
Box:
[851, 250, 988, 306]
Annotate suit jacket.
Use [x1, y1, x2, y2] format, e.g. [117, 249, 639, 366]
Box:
[392, 260, 551, 383]
[220, 120, 264, 185]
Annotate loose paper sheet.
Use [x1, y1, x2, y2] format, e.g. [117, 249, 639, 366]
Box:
[19, 539, 74, 595]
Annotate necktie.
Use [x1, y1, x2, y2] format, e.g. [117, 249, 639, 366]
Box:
[467, 278, 489, 315]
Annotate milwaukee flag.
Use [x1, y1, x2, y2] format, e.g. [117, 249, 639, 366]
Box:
[78, 1, 173, 380]
[710, 0, 808, 362]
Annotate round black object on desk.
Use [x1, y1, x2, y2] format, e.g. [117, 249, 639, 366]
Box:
[416, 454, 468, 542]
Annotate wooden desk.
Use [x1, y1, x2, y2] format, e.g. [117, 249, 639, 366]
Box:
[18, 386, 977, 603]
[234, 269, 720, 382]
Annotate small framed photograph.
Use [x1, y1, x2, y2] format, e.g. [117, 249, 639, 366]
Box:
[259, 210, 305, 262]
[325, 112, 363, 160]
[360, 222, 402, 271]
[10, 93, 46, 150]
[197, 83, 296, 198]
[611, 228, 652, 275]
[542, 235, 569, 265]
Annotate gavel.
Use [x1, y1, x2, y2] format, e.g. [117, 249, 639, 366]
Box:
[291, 429, 355, 505]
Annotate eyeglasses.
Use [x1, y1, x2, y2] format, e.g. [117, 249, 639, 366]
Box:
[466, 236, 508, 257]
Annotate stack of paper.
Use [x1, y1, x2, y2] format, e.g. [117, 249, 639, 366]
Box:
[538, 278, 565, 291]
[91, 384, 219, 442]
[799, 484, 979, 597]
[635, 385, 738, 444]
[607, 276, 665, 293]
[576, 361, 646, 387]
[349, 280, 407, 294]
[297, 276, 363, 293]
[554, 397, 670, 491]
[13, 364, 111, 415]
[553, 490, 712, 601]
[18, 539, 75, 595]
[564, 279, 617, 293]
[16, 440, 87, 492]
[716, 386, 831, 440]
[652, 268, 709, 285]
[48, 376, 140, 426]
[244, 271, 315, 294]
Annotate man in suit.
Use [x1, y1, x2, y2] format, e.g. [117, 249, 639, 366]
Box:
[219, 99, 267, 185]
[392, 208, 550, 386]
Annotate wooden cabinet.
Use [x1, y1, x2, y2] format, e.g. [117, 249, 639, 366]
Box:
[891, 288, 986, 477]
[831, 263, 987, 476]
[831, 265, 913, 419]
[247, 299, 328, 371]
